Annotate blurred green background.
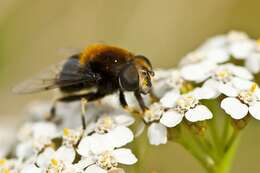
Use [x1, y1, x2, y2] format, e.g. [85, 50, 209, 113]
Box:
[1, 0, 260, 172]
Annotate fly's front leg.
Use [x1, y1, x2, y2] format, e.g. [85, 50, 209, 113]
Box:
[120, 91, 140, 115]
[134, 91, 148, 113]
[119, 91, 128, 109]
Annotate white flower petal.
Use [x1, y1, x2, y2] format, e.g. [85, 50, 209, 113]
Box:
[76, 158, 95, 170]
[114, 115, 135, 126]
[55, 146, 75, 164]
[160, 110, 183, 127]
[107, 126, 134, 148]
[16, 141, 34, 159]
[77, 137, 92, 157]
[185, 105, 213, 122]
[231, 77, 254, 90]
[112, 148, 137, 165]
[32, 122, 57, 138]
[85, 164, 107, 173]
[228, 31, 249, 42]
[147, 123, 167, 145]
[87, 134, 114, 155]
[192, 86, 219, 99]
[249, 102, 260, 120]
[200, 35, 227, 49]
[221, 97, 248, 119]
[229, 41, 254, 59]
[206, 48, 230, 63]
[180, 62, 215, 82]
[81, 126, 134, 155]
[246, 53, 260, 73]
[36, 147, 55, 168]
[21, 164, 41, 173]
[160, 90, 180, 108]
[218, 83, 238, 97]
[229, 64, 253, 80]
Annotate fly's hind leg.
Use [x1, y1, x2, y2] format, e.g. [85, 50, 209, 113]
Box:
[80, 98, 88, 130]
[48, 92, 106, 129]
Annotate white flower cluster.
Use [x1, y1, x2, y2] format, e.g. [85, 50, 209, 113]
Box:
[1, 31, 260, 172]
[1, 102, 137, 173]
[145, 31, 260, 145]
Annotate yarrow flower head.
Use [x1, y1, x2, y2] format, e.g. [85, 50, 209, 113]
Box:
[0, 159, 21, 173]
[21, 146, 77, 173]
[142, 88, 213, 145]
[78, 133, 137, 173]
[160, 91, 213, 122]
[16, 122, 58, 160]
[181, 63, 254, 99]
[221, 82, 260, 120]
[83, 114, 134, 153]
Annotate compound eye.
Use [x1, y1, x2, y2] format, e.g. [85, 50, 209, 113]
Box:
[119, 64, 139, 91]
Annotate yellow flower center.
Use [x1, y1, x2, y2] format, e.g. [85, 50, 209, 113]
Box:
[0, 159, 6, 165]
[95, 116, 115, 134]
[238, 83, 258, 105]
[51, 159, 58, 167]
[97, 151, 118, 170]
[3, 169, 11, 173]
[257, 38, 260, 46]
[180, 82, 194, 94]
[250, 83, 257, 93]
[175, 95, 199, 114]
[63, 128, 70, 137]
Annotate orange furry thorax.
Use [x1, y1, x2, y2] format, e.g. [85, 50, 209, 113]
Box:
[79, 44, 134, 65]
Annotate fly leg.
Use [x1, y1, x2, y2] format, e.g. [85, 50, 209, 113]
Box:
[119, 91, 128, 109]
[119, 91, 139, 115]
[134, 91, 149, 113]
[48, 92, 106, 128]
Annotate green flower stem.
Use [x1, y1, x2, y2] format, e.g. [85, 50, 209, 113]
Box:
[175, 124, 215, 171]
[209, 134, 240, 173]
[129, 128, 149, 173]
[177, 137, 214, 171]
[177, 116, 241, 173]
[221, 116, 232, 148]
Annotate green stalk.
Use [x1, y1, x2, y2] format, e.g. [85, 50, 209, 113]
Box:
[128, 127, 149, 173]
[209, 135, 240, 173]
[177, 137, 215, 171]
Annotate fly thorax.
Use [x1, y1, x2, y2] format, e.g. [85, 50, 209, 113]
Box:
[97, 151, 118, 171]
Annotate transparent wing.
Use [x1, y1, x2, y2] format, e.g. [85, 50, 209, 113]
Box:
[12, 56, 98, 94]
